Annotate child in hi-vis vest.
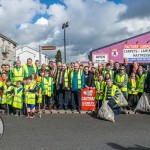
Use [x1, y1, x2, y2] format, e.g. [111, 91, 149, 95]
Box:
[24, 77, 37, 119]
[127, 72, 139, 110]
[12, 81, 23, 116]
[1, 79, 14, 114]
[35, 77, 42, 112]
[95, 75, 106, 109]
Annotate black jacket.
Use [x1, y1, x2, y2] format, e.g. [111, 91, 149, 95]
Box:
[84, 71, 95, 87]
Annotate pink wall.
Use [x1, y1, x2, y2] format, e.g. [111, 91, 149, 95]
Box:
[92, 32, 150, 63]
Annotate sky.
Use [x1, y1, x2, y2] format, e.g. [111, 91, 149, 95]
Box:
[0, 0, 150, 62]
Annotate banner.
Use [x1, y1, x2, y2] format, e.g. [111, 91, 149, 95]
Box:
[81, 88, 96, 111]
[123, 44, 150, 62]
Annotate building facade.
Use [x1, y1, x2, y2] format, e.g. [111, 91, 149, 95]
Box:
[16, 46, 49, 65]
[90, 31, 150, 66]
[0, 34, 18, 67]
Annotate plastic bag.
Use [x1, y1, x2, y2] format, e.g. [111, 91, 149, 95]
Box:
[97, 101, 115, 122]
[135, 92, 150, 112]
[114, 90, 128, 108]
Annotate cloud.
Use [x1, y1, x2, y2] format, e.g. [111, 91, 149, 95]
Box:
[0, 0, 150, 63]
[35, 17, 48, 25]
[119, 0, 150, 20]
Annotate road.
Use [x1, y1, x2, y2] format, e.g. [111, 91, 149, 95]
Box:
[0, 113, 150, 150]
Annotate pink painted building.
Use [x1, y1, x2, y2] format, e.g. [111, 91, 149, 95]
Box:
[90, 31, 150, 65]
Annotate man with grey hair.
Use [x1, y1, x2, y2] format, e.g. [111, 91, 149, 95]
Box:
[57, 63, 70, 110]
[69, 63, 85, 112]
[10, 60, 24, 85]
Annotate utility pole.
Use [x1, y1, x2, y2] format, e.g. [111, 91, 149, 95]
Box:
[62, 22, 69, 63]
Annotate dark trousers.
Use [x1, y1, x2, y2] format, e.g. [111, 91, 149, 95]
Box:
[58, 84, 69, 109]
[96, 100, 102, 110]
[53, 84, 59, 108]
[138, 92, 143, 99]
[108, 100, 120, 116]
[42, 95, 53, 108]
[6, 104, 12, 114]
[71, 90, 81, 110]
[128, 94, 139, 109]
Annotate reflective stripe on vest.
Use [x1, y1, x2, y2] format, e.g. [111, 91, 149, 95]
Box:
[116, 74, 127, 91]
[13, 67, 24, 82]
[13, 88, 23, 109]
[64, 69, 69, 88]
[136, 74, 146, 93]
[26, 83, 36, 105]
[70, 70, 82, 89]
[128, 79, 138, 95]
[43, 77, 53, 96]
[23, 64, 36, 77]
[1, 85, 13, 105]
[104, 85, 119, 103]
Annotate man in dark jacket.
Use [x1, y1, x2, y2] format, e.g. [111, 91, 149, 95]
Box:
[84, 66, 95, 87]
[123, 57, 130, 75]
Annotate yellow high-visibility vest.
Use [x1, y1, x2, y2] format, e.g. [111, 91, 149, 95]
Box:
[95, 81, 106, 100]
[43, 77, 53, 97]
[70, 70, 82, 89]
[13, 87, 23, 109]
[13, 67, 24, 84]
[116, 74, 128, 91]
[128, 79, 138, 95]
[103, 85, 119, 103]
[23, 64, 36, 77]
[136, 74, 146, 93]
[26, 83, 36, 105]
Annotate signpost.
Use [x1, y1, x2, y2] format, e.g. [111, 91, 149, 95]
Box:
[41, 46, 56, 50]
[39, 45, 56, 64]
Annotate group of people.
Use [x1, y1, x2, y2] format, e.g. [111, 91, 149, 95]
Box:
[0, 57, 149, 118]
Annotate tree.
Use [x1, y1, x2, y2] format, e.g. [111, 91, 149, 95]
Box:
[55, 50, 62, 63]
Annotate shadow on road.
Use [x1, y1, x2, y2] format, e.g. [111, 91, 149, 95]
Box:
[107, 143, 150, 150]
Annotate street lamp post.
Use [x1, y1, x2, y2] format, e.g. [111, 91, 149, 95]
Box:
[62, 22, 69, 63]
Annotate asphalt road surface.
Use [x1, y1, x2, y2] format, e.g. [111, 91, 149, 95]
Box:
[0, 113, 150, 150]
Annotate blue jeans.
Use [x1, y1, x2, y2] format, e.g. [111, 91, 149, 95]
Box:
[71, 90, 81, 110]
[107, 100, 120, 116]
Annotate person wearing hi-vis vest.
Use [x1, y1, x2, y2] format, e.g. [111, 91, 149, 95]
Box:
[24, 77, 37, 119]
[10, 60, 24, 85]
[136, 66, 146, 99]
[42, 70, 53, 110]
[102, 63, 114, 81]
[12, 81, 24, 116]
[69, 63, 85, 112]
[23, 58, 37, 78]
[103, 78, 126, 115]
[35, 77, 43, 111]
[114, 65, 128, 100]
[95, 75, 106, 109]
[57, 63, 70, 110]
[1, 79, 14, 114]
[127, 72, 139, 110]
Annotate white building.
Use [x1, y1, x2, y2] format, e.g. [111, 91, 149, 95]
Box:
[0, 33, 18, 67]
[16, 46, 49, 65]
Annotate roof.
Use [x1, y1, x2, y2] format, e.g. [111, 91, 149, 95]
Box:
[0, 33, 18, 46]
[91, 31, 150, 52]
[16, 46, 48, 56]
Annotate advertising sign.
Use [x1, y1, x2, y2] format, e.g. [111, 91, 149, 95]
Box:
[123, 44, 150, 62]
[81, 88, 96, 111]
[92, 54, 108, 66]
